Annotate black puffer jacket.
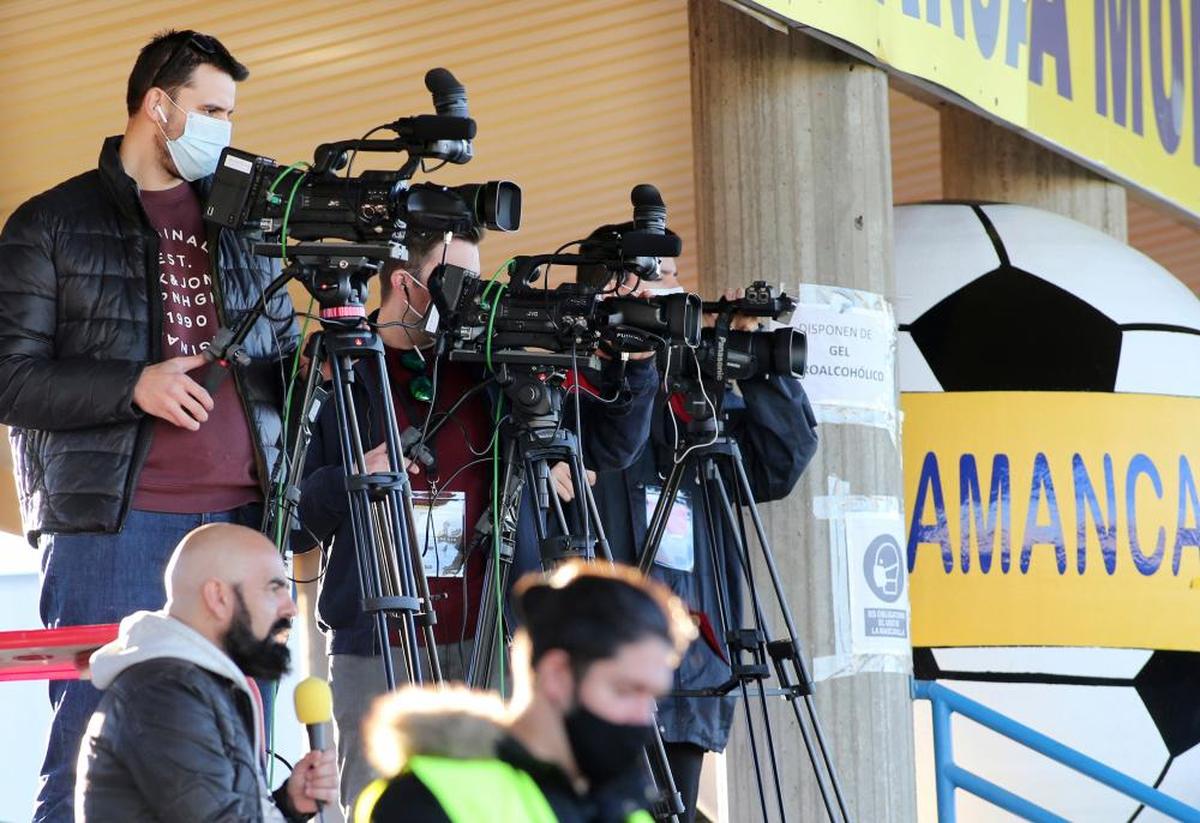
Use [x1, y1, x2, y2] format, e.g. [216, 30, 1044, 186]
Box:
[0, 136, 297, 542]
[78, 610, 308, 822]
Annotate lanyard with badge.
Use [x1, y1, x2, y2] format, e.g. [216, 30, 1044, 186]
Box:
[392, 349, 470, 578]
[413, 490, 469, 578]
[644, 484, 696, 572]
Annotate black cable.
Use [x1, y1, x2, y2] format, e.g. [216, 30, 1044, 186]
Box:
[417, 243, 452, 448]
[413, 377, 498, 453]
[540, 239, 585, 300]
[344, 125, 388, 178]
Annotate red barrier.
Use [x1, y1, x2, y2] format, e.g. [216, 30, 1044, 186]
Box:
[0, 625, 118, 682]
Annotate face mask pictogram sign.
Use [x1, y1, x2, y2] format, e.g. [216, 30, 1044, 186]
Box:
[845, 511, 910, 656]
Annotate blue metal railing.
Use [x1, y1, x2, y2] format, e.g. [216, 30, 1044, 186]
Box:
[912, 679, 1200, 822]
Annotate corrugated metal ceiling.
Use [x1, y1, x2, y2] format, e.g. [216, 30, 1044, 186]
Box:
[0, 0, 698, 283]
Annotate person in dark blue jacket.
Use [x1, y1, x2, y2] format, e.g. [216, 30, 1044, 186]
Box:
[588, 256, 819, 822]
[293, 224, 659, 816]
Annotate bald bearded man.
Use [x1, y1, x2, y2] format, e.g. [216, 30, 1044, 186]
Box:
[74, 524, 337, 821]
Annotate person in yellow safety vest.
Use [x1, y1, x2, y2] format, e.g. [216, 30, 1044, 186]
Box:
[355, 561, 697, 822]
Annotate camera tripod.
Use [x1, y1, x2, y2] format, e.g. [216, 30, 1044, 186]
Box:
[638, 383, 850, 823]
[458, 357, 688, 822]
[209, 244, 443, 690]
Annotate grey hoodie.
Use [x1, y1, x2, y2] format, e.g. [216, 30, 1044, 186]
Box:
[83, 610, 288, 822]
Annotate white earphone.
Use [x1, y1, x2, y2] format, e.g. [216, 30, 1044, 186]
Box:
[154, 104, 168, 124]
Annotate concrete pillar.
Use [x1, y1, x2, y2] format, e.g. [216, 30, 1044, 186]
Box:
[688, 1, 915, 820]
[941, 107, 1128, 240]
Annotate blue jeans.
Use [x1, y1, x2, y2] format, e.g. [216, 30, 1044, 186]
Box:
[33, 505, 267, 823]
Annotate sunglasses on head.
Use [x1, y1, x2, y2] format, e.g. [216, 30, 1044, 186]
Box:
[151, 31, 218, 89]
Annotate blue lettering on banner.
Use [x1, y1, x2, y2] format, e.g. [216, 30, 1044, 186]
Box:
[1149, 0, 1185, 153]
[1174, 455, 1200, 573]
[1127, 453, 1165, 575]
[1073, 453, 1118, 574]
[959, 454, 1011, 573]
[972, 0, 1004, 59]
[1006, 0, 1029, 67]
[1021, 452, 1067, 574]
[908, 452, 953, 572]
[1030, 0, 1073, 99]
[908, 450, 1200, 577]
[1095, 0, 1145, 132]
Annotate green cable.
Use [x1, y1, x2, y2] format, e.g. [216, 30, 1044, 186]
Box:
[268, 681, 278, 785]
[263, 161, 311, 787]
[484, 283, 507, 373]
[493, 393, 505, 697]
[270, 165, 314, 548]
[480, 257, 513, 303]
[483, 258, 515, 691]
[279, 171, 308, 261]
[266, 161, 309, 200]
[273, 295, 316, 548]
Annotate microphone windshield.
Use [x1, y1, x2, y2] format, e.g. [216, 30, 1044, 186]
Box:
[294, 676, 333, 725]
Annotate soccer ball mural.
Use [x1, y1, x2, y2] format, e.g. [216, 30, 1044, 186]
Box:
[897, 203, 1200, 821]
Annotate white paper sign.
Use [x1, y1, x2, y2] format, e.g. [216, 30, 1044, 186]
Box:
[844, 511, 910, 656]
[791, 285, 896, 418]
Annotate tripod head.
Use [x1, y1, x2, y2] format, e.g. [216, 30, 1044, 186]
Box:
[264, 242, 390, 324]
[496, 366, 563, 433]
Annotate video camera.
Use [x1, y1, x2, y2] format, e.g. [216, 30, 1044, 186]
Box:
[427, 185, 701, 369]
[671, 281, 806, 384]
[203, 68, 520, 258]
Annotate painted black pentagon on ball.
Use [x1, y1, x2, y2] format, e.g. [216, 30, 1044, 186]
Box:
[1134, 650, 1200, 757]
[905, 266, 1123, 391]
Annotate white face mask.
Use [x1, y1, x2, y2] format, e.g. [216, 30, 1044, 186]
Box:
[156, 94, 231, 181]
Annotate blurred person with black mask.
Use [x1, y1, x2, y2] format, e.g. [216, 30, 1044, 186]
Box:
[354, 561, 695, 822]
[75, 524, 336, 821]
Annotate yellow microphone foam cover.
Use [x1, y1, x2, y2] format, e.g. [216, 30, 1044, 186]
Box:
[293, 676, 333, 725]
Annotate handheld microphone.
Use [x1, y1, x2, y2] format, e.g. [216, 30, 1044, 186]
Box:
[294, 676, 334, 752]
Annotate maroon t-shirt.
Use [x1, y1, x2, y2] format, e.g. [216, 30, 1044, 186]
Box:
[133, 182, 261, 513]
[384, 347, 491, 645]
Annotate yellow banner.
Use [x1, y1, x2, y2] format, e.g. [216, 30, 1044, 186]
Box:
[903, 392, 1200, 650]
[749, 0, 1200, 220]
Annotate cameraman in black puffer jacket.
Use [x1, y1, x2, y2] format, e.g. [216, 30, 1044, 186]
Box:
[0, 30, 297, 823]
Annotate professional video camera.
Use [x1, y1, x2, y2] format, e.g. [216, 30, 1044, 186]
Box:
[203, 68, 520, 258]
[683, 281, 806, 383]
[427, 185, 702, 369]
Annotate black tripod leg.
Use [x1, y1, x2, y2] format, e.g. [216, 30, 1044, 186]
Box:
[399, 480, 443, 684]
[371, 349, 427, 683]
[274, 331, 329, 542]
[721, 450, 850, 823]
[328, 355, 400, 691]
[696, 462, 780, 823]
[580, 479, 612, 562]
[467, 438, 523, 690]
[644, 733, 684, 823]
